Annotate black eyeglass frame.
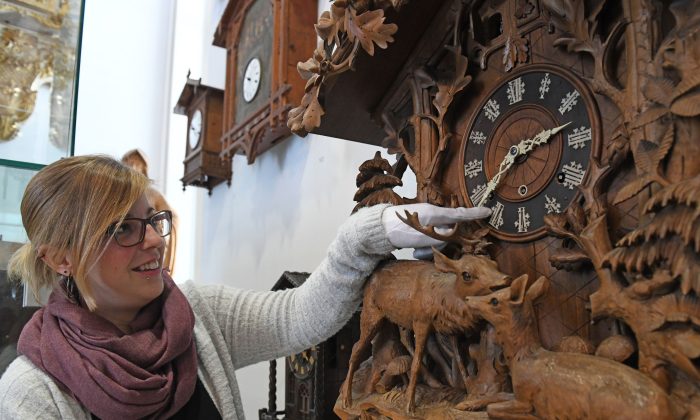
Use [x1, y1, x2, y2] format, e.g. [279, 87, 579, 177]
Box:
[107, 210, 173, 247]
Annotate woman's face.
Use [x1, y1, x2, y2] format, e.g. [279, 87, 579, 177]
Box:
[85, 194, 166, 321]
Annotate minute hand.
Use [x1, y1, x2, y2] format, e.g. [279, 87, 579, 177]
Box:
[475, 122, 571, 208]
[516, 121, 571, 155]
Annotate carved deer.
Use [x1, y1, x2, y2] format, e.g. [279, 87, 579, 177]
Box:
[464, 275, 674, 420]
[342, 216, 512, 413]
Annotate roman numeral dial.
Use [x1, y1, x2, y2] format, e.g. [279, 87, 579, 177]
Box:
[460, 66, 600, 242]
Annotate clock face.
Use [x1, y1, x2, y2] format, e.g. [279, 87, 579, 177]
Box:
[242, 57, 261, 102]
[461, 65, 599, 242]
[188, 109, 202, 150]
[287, 345, 318, 379]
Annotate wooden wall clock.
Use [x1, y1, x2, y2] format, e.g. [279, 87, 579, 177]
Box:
[174, 76, 231, 194]
[289, 0, 700, 418]
[213, 0, 317, 165]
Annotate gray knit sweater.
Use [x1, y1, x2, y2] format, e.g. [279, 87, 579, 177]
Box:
[0, 205, 394, 419]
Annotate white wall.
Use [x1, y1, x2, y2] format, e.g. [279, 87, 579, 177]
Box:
[74, 0, 175, 186]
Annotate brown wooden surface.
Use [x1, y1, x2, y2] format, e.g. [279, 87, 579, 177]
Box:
[287, 0, 700, 417]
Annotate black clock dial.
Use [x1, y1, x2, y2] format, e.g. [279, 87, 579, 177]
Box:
[461, 65, 600, 242]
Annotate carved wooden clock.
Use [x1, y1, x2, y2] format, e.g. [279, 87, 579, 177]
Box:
[290, 0, 700, 417]
[213, 0, 317, 165]
[174, 76, 231, 194]
[259, 271, 360, 420]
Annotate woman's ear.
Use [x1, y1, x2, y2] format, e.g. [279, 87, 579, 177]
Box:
[37, 244, 74, 276]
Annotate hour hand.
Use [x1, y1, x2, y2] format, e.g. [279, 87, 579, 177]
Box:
[476, 145, 519, 207]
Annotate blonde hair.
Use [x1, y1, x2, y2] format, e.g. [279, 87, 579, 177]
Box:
[8, 155, 150, 311]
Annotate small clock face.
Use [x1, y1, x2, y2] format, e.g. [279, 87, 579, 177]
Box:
[287, 345, 318, 379]
[461, 65, 599, 242]
[243, 57, 261, 103]
[188, 110, 202, 149]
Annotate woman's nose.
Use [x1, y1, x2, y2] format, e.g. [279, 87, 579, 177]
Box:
[142, 224, 164, 248]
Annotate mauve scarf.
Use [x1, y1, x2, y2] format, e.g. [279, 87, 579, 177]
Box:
[17, 273, 198, 420]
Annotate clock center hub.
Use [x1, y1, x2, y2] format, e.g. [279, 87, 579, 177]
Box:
[485, 105, 563, 202]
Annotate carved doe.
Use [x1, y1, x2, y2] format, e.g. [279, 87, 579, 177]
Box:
[464, 276, 674, 419]
[342, 248, 511, 413]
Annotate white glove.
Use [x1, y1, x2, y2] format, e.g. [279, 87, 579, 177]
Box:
[381, 203, 492, 250]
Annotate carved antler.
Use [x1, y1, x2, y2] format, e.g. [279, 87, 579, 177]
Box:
[397, 210, 491, 255]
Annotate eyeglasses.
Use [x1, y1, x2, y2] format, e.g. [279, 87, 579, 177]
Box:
[107, 210, 172, 247]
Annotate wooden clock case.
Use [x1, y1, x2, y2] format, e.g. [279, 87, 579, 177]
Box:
[259, 271, 360, 420]
[213, 0, 318, 165]
[174, 76, 231, 194]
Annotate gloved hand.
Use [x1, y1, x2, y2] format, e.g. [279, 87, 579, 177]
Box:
[381, 203, 492, 253]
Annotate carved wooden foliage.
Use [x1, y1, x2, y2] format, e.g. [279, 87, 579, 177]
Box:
[287, 1, 398, 136]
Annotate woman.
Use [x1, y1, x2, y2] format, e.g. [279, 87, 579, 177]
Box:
[0, 155, 489, 419]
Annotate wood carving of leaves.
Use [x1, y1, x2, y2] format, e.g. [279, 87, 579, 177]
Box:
[672, 72, 700, 100]
[316, 11, 339, 46]
[545, 0, 597, 54]
[297, 57, 320, 80]
[612, 176, 653, 205]
[287, 91, 313, 136]
[670, 88, 700, 117]
[642, 77, 674, 108]
[503, 36, 529, 72]
[287, 86, 324, 136]
[302, 94, 325, 132]
[345, 7, 398, 56]
[631, 106, 670, 129]
[432, 46, 472, 118]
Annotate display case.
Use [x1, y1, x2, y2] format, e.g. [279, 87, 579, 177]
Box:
[0, 0, 84, 375]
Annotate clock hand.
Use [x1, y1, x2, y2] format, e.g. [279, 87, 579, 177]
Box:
[517, 121, 572, 155]
[475, 122, 571, 208]
[476, 145, 518, 207]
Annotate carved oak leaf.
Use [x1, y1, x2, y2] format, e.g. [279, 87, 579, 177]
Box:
[297, 57, 320, 81]
[612, 124, 674, 205]
[670, 72, 700, 117]
[287, 90, 313, 135]
[503, 36, 529, 72]
[345, 7, 398, 56]
[287, 86, 325, 136]
[302, 94, 325, 132]
[544, 0, 604, 54]
[433, 46, 472, 118]
[315, 11, 339, 45]
[642, 76, 674, 109]
[315, 3, 348, 46]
